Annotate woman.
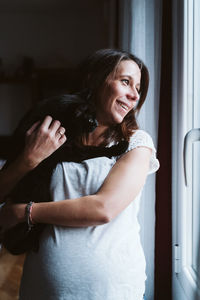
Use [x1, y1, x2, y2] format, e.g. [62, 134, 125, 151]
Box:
[0, 49, 159, 300]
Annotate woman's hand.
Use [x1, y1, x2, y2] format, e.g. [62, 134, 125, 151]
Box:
[0, 115, 66, 204]
[0, 201, 26, 232]
[22, 115, 67, 169]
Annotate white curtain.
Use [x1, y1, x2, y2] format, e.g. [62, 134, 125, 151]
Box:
[118, 1, 162, 299]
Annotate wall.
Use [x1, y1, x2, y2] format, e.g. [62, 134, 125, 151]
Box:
[0, 0, 115, 135]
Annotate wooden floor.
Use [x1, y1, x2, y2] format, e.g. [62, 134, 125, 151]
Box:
[0, 247, 25, 300]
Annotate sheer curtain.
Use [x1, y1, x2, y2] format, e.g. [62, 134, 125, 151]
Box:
[118, 0, 162, 298]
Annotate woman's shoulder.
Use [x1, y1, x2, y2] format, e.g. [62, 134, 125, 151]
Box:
[128, 129, 156, 151]
[117, 129, 160, 174]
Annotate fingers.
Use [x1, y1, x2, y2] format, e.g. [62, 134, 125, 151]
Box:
[40, 115, 54, 131]
[26, 121, 41, 135]
[58, 134, 67, 146]
[26, 116, 53, 136]
[47, 118, 66, 141]
[27, 116, 66, 140]
[22, 115, 67, 167]
[50, 120, 62, 135]
[56, 127, 66, 140]
[40, 116, 67, 146]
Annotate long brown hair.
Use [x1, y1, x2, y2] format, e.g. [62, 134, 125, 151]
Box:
[75, 48, 149, 144]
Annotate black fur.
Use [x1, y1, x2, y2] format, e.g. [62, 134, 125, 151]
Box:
[1, 95, 128, 255]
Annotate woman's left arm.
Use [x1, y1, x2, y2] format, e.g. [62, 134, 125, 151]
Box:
[0, 147, 151, 229]
[96, 146, 152, 220]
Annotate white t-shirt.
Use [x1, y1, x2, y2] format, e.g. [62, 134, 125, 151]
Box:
[19, 130, 159, 300]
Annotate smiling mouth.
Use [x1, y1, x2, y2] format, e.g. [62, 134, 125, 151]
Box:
[117, 100, 129, 111]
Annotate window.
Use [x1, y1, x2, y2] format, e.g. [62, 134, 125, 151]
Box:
[172, 0, 200, 299]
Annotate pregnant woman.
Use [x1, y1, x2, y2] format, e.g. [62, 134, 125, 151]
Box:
[0, 48, 159, 300]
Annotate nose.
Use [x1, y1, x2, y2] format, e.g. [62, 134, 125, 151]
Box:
[127, 86, 140, 101]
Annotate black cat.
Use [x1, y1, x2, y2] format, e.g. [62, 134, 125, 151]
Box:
[1, 94, 128, 255]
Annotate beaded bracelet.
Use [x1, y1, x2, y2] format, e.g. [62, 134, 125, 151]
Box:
[25, 201, 35, 231]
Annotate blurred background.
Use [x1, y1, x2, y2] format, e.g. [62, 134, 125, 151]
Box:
[0, 0, 118, 138]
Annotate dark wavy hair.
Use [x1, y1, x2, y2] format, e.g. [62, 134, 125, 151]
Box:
[75, 48, 149, 144]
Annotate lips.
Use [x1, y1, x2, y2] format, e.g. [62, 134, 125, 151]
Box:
[116, 100, 131, 112]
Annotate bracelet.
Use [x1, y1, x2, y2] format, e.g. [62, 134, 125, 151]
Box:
[25, 201, 35, 231]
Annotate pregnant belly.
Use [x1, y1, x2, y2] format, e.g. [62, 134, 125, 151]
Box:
[20, 225, 146, 299]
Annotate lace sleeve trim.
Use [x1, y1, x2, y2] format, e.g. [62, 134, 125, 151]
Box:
[117, 130, 160, 174]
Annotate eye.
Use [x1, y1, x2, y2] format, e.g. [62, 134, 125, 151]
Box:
[121, 79, 129, 85]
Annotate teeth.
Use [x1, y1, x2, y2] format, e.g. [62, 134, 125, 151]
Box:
[119, 103, 128, 110]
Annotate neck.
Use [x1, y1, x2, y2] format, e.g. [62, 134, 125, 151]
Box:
[86, 125, 108, 146]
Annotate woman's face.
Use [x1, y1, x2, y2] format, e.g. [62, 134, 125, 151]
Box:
[96, 60, 141, 126]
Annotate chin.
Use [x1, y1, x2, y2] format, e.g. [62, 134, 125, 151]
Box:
[100, 112, 125, 126]
[108, 118, 124, 126]
[112, 113, 127, 124]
